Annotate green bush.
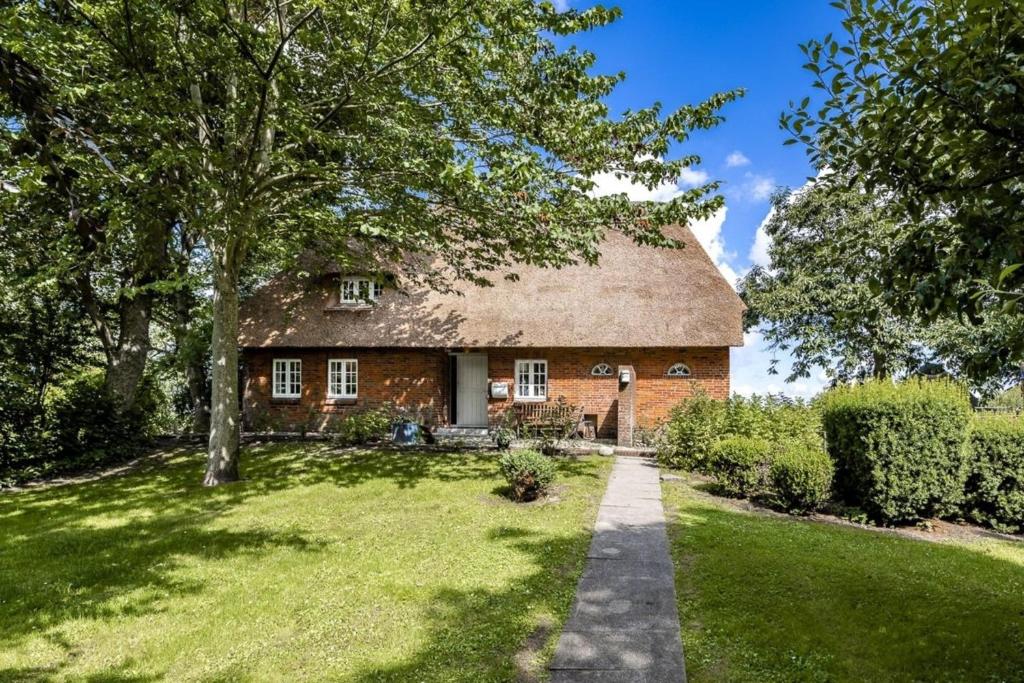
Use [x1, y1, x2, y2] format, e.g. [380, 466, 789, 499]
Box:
[499, 450, 556, 502]
[966, 415, 1024, 532]
[724, 394, 824, 448]
[709, 436, 773, 497]
[657, 389, 725, 471]
[0, 374, 47, 487]
[659, 392, 823, 475]
[821, 378, 971, 523]
[42, 369, 163, 480]
[770, 445, 834, 513]
[326, 406, 396, 445]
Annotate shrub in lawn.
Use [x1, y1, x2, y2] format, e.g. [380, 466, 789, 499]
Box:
[326, 406, 396, 445]
[658, 387, 725, 472]
[965, 414, 1024, 532]
[820, 378, 971, 523]
[769, 444, 834, 513]
[499, 450, 556, 502]
[709, 436, 773, 497]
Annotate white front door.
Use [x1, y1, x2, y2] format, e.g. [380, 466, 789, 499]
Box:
[455, 354, 488, 427]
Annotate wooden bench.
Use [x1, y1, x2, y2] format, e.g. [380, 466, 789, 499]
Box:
[514, 400, 585, 439]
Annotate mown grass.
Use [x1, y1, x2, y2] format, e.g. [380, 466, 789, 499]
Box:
[0, 445, 610, 682]
[662, 476, 1024, 682]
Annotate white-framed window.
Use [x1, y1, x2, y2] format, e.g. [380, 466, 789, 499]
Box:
[272, 359, 302, 398]
[327, 359, 358, 398]
[515, 359, 548, 400]
[341, 277, 383, 304]
[666, 362, 692, 377]
[591, 362, 613, 376]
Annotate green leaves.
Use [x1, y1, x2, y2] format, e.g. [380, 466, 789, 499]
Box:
[783, 0, 1024, 339]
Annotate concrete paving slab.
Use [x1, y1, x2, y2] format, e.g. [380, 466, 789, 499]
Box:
[550, 456, 686, 682]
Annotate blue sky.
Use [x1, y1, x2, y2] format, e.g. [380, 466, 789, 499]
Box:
[559, 1, 845, 398]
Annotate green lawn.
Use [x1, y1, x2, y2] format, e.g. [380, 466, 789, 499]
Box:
[662, 475, 1024, 683]
[0, 445, 610, 682]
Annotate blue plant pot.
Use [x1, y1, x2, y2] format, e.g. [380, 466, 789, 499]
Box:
[391, 421, 420, 444]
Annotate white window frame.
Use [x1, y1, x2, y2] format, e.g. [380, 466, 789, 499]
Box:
[591, 362, 614, 376]
[327, 359, 358, 399]
[666, 362, 692, 377]
[515, 359, 548, 401]
[340, 277, 383, 304]
[272, 358, 302, 398]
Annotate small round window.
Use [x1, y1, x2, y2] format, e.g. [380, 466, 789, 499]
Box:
[666, 363, 691, 377]
[591, 362, 614, 376]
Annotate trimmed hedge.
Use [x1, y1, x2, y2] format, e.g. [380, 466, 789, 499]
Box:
[821, 379, 971, 523]
[770, 445, 834, 513]
[966, 415, 1024, 532]
[709, 436, 773, 497]
[499, 450, 556, 502]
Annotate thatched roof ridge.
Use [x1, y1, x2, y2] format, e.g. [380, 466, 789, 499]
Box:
[239, 225, 745, 348]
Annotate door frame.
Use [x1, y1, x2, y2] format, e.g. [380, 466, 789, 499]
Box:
[449, 352, 489, 427]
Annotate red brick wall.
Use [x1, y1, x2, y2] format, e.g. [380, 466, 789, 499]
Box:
[242, 346, 729, 435]
[484, 348, 729, 438]
[242, 348, 449, 431]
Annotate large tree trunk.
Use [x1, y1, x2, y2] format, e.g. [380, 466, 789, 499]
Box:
[204, 248, 241, 486]
[104, 289, 153, 411]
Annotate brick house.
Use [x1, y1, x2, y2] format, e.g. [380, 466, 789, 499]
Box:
[238, 226, 744, 444]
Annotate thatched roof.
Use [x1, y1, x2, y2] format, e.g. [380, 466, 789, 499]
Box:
[239, 225, 745, 348]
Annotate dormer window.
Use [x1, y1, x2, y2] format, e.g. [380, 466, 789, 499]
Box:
[341, 277, 383, 304]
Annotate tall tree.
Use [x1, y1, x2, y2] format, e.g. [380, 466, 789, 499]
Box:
[742, 181, 924, 382]
[742, 178, 1023, 395]
[1, 38, 177, 413]
[783, 0, 1024, 338]
[2, 1, 741, 485]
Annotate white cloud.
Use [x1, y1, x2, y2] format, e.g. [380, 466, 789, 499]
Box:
[746, 172, 824, 268]
[749, 175, 775, 201]
[725, 151, 750, 168]
[588, 165, 738, 287]
[588, 169, 683, 203]
[748, 207, 775, 268]
[688, 207, 739, 287]
[730, 330, 830, 399]
[677, 166, 709, 188]
[551, 0, 570, 10]
[727, 172, 777, 203]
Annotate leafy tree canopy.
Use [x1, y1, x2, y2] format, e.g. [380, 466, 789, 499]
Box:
[783, 0, 1024, 325]
[1, 0, 741, 484]
[741, 178, 1023, 396]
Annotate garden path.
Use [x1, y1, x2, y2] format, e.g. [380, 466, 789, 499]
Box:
[549, 456, 686, 682]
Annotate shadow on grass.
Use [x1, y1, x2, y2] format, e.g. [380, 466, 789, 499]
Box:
[346, 527, 591, 683]
[665, 483, 1024, 682]
[0, 445, 601, 680]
